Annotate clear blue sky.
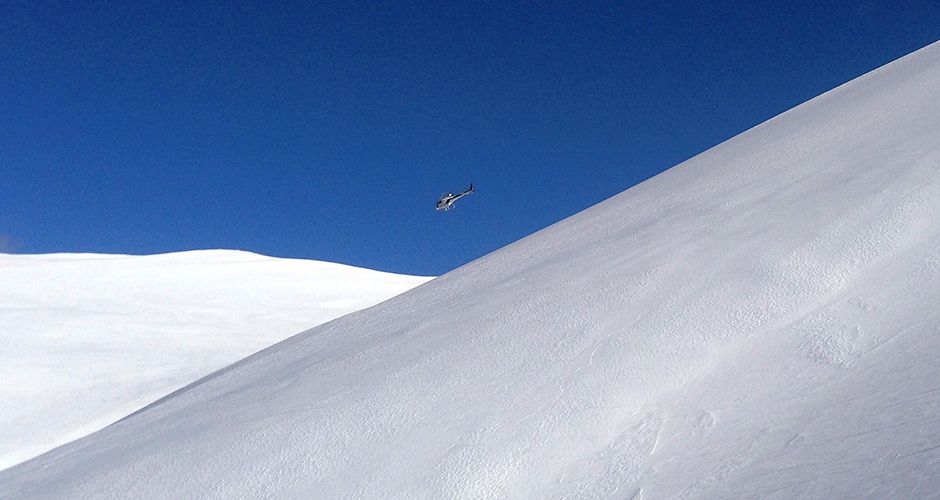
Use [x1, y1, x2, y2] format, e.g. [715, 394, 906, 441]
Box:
[2, 1, 938, 275]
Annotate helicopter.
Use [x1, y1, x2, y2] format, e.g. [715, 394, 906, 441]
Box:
[436, 183, 474, 211]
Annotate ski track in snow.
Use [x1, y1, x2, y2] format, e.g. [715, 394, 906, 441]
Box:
[4, 41, 940, 499]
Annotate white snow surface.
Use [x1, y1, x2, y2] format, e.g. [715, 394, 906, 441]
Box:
[0, 250, 430, 471]
[5, 41, 940, 499]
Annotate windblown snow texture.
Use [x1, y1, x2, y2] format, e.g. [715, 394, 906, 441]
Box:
[0, 250, 429, 471]
[4, 41, 940, 498]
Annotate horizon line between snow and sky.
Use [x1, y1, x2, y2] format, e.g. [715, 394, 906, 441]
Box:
[2, 1, 939, 275]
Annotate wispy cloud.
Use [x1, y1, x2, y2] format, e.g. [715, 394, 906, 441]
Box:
[0, 234, 19, 253]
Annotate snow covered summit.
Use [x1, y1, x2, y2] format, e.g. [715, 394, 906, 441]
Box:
[5, 41, 940, 498]
[0, 250, 429, 471]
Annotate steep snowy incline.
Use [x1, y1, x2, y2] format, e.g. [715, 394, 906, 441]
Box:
[4, 41, 940, 498]
[0, 250, 430, 470]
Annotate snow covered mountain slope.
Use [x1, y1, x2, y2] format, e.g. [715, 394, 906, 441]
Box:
[5, 41, 940, 498]
[0, 250, 429, 471]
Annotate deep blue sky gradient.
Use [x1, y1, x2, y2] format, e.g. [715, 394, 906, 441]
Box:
[2, 1, 938, 274]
